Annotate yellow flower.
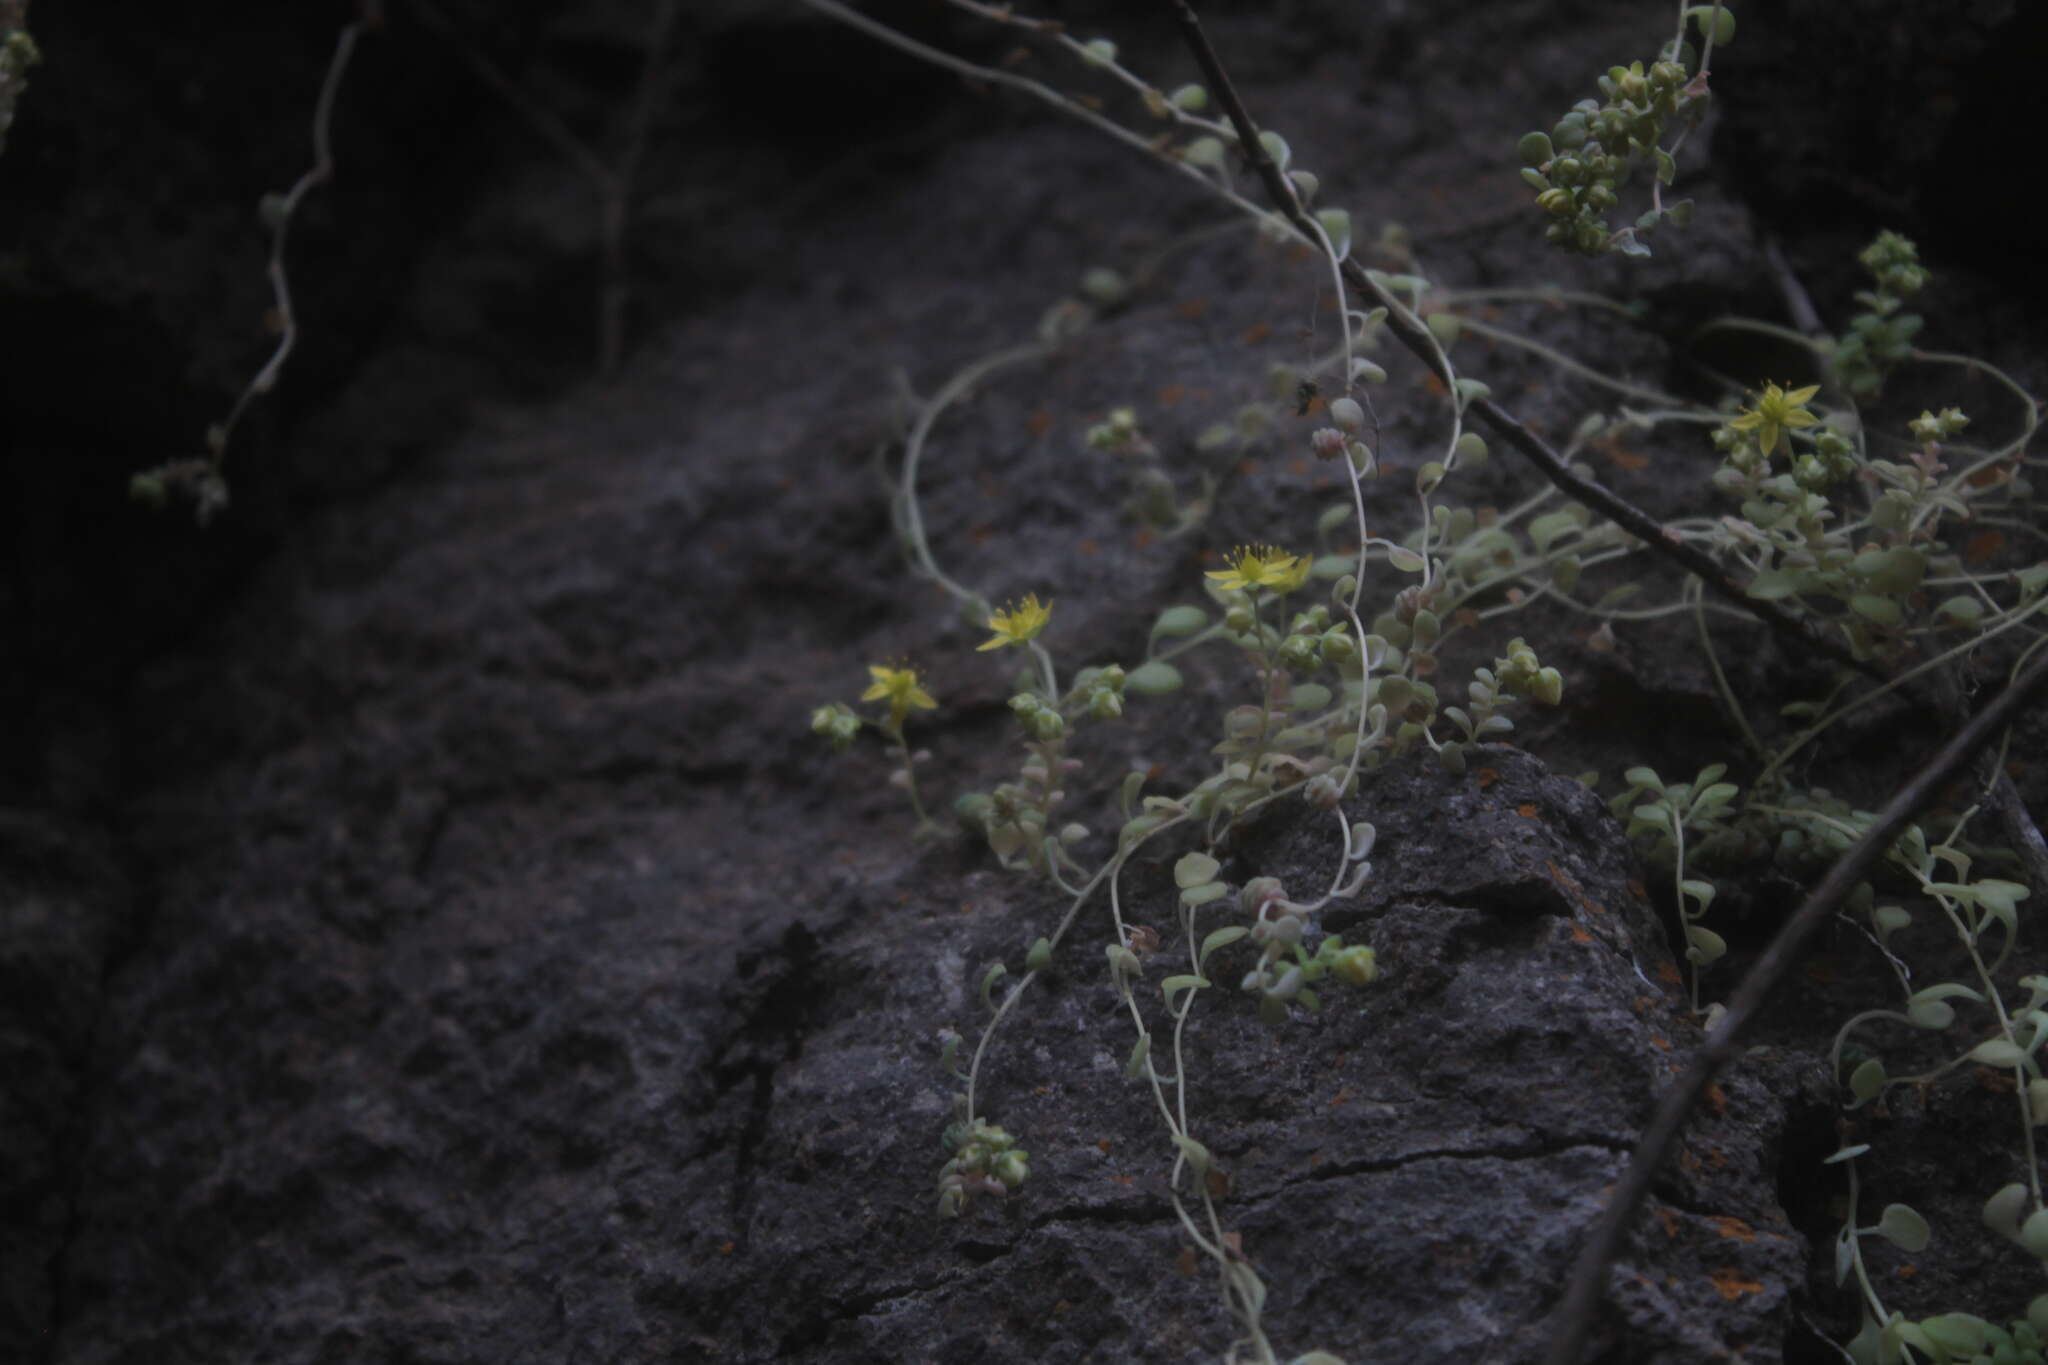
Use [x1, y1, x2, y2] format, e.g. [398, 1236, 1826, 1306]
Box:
[1728, 381, 1821, 459]
[1205, 545, 1309, 593]
[862, 665, 937, 729]
[977, 594, 1053, 651]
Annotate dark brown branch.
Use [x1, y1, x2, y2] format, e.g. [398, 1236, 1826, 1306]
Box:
[1542, 644, 2048, 1365]
[1159, 0, 1879, 682]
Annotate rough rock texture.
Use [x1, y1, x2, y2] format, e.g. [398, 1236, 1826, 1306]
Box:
[3, 1, 2047, 1363]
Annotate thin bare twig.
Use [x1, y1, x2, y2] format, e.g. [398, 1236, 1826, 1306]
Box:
[411, 0, 677, 376]
[1543, 644, 2048, 1365]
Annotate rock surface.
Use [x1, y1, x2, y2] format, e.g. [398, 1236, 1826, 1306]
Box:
[2, 2, 2045, 1363]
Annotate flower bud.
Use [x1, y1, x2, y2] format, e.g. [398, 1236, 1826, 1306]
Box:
[1330, 944, 1378, 986]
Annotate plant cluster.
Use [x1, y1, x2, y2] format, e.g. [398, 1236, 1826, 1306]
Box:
[803, 2, 2046, 1361]
[1517, 4, 1732, 257]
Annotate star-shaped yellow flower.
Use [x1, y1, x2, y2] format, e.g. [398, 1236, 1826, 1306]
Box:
[1205, 545, 1309, 594]
[1728, 381, 1821, 459]
[977, 594, 1053, 651]
[862, 665, 937, 729]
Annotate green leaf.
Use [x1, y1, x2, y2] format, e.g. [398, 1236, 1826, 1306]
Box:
[1119, 813, 1166, 849]
[1907, 999, 1955, 1030]
[1529, 509, 1583, 554]
[1426, 312, 1462, 347]
[1679, 878, 1717, 910]
[1919, 1315, 1990, 1356]
[1684, 924, 1726, 965]
[1686, 4, 1736, 45]
[2022, 1208, 2048, 1260]
[1127, 660, 1184, 696]
[1171, 1133, 1212, 1175]
[1849, 1057, 1886, 1103]
[1124, 1033, 1152, 1078]
[1181, 882, 1229, 906]
[1632, 803, 1674, 831]
[1175, 852, 1221, 888]
[1162, 974, 1211, 1008]
[1387, 545, 1425, 573]
[1970, 1038, 2026, 1068]
[1908, 982, 1984, 1007]
[1653, 146, 1676, 185]
[1985, 1182, 2030, 1241]
[1850, 594, 1903, 626]
[1823, 1144, 1869, 1164]
[1199, 925, 1249, 966]
[1745, 568, 1803, 600]
[1315, 207, 1352, 259]
[1876, 1203, 1930, 1252]
[1152, 605, 1209, 638]
[1518, 131, 1554, 167]
[1026, 937, 1053, 973]
[1290, 683, 1333, 712]
[980, 961, 1008, 1014]
[1257, 130, 1291, 170]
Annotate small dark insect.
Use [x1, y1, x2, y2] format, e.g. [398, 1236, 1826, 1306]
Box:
[1294, 377, 1319, 416]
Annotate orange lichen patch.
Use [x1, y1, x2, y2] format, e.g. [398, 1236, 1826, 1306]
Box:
[1546, 859, 1607, 916]
[1654, 1206, 1681, 1239]
[1422, 372, 1448, 397]
[1026, 407, 1054, 438]
[969, 524, 996, 544]
[1570, 924, 1596, 944]
[1156, 383, 1187, 407]
[1289, 457, 1311, 476]
[1979, 1069, 2018, 1094]
[1238, 459, 1260, 476]
[1710, 1268, 1764, 1300]
[1964, 529, 2006, 564]
[1111, 1174, 1136, 1186]
[1329, 1087, 1356, 1108]
[1967, 463, 2013, 489]
[1712, 1216, 1756, 1242]
[1627, 878, 1649, 900]
[1076, 539, 1100, 556]
[1651, 1036, 1672, 1051]
[1133, 529, 1155, 549]
[1658, 960, 1683, 986]
[1034, 1084, 1053, 1096]
[1517, 803, 1541, 819]
[1477, 767, 1503, 789]
[1175, 1247, 1201, 1277]
[1703, 1083, 1728, 1117]
[1053, 1300, 1073, 1315]
[1630, 995, 1653, 1016]
[1895, 1263, 1919, 1280]
[720, 1240, 737, 1256]
[1206, 1167, 1232, 1199]
[1097, 1139, 1113, 1155]
[1176, 297, 1210, 321]
[1241, 321, 1273, 345]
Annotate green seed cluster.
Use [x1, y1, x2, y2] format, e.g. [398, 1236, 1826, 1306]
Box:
[1831, 231, 1929, 397]
[1519, 55, 1701, 257]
